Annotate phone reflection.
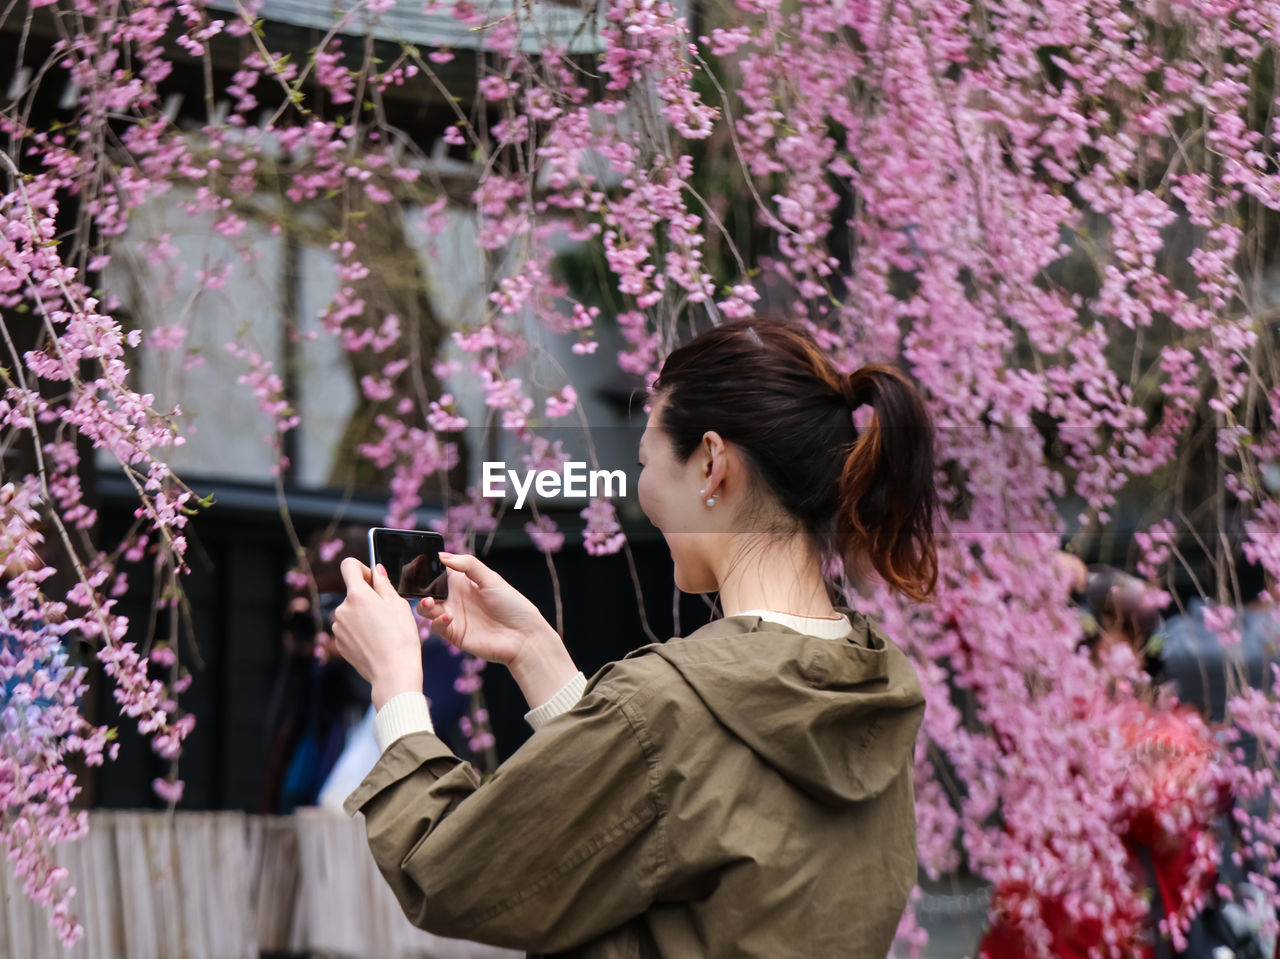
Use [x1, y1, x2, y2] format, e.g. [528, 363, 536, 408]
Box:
[396, 553, 448, 600]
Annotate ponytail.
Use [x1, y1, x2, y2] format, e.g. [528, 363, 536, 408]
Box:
[837, 365, 938, 601]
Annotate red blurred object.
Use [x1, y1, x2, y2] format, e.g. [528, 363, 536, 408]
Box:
[978, 703, 1228, 959]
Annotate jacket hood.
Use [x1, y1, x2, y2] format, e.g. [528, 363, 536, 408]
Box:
[644, 607, 925, 806]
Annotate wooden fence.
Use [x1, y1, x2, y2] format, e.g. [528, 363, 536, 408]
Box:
[0, 809, 521, 959]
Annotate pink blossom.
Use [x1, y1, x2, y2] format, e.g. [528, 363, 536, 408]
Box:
[525, 515, 565, 553]
[148, 645, 176, 667]
[151, 777, 184, 804]
[545, 385, 577, 419]
[146, 324, 186, 350]
[580, 498, 625, 556]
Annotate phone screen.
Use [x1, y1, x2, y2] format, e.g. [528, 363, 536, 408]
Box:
[368, 528, 448, 600]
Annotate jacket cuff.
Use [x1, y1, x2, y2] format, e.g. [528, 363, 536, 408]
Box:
[524, 671, 588, 730]
[342, 730, 458, 817]
[374, 691, 434, 753]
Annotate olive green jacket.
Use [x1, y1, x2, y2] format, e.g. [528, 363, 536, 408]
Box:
[344, 606, 926, 958]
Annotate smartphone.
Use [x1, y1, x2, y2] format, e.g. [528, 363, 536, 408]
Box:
[367, 528, 449, 601]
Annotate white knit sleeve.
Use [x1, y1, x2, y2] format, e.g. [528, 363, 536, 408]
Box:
[523, 671, 588, 730]
[373, 691, 435, 753]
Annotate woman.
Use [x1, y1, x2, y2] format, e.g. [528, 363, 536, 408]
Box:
[332, 317, 938, 958]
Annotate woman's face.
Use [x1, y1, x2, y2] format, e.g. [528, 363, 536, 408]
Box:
[636, 395, 721, 593]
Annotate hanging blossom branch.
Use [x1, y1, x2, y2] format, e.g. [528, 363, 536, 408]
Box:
[0, 166, 199, 943]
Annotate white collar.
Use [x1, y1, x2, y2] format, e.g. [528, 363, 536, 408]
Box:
[736, 608, 855, 639]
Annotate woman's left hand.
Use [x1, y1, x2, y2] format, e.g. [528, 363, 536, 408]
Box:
[332, 557, 424, 709]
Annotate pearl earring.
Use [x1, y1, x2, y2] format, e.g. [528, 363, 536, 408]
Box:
[706, 495, 716, 507]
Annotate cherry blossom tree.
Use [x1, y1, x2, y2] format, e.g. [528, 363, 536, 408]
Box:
[2, 0, 1279, 954]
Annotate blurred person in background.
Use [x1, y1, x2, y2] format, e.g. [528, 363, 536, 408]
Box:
[0, 509, 75, 715]
[1158, 550, 1279, 958]
[1078, 562, 1166, 683]
[1160, 551, 1280, 768]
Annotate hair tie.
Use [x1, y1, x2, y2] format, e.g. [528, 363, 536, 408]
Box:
[841, 372, 869, 411]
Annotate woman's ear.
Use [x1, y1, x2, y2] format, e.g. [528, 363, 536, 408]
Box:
[701, 431, 728, 474]
[699, 438, 725, 496]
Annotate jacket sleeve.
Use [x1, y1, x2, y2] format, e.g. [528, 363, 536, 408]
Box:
[342, 683, 666, 953]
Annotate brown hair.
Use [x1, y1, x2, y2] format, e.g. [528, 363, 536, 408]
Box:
[650, 317, 938, 601]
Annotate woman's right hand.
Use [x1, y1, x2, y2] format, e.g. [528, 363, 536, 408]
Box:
[419, 552, 555, 666]
[420, 552, 580, 709]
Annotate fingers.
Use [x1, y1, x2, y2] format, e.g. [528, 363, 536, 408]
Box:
[417, 594, 449, 615]
[339, 556, 373, 595]
[417, 595, 453, 628]
[416, 596, 459, 649]
[438, 551, 502, 589]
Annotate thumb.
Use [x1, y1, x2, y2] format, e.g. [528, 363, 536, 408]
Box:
[340, 556, 374, 595]
[439, 551, 503, 589]
[371, 563, 400, 600]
